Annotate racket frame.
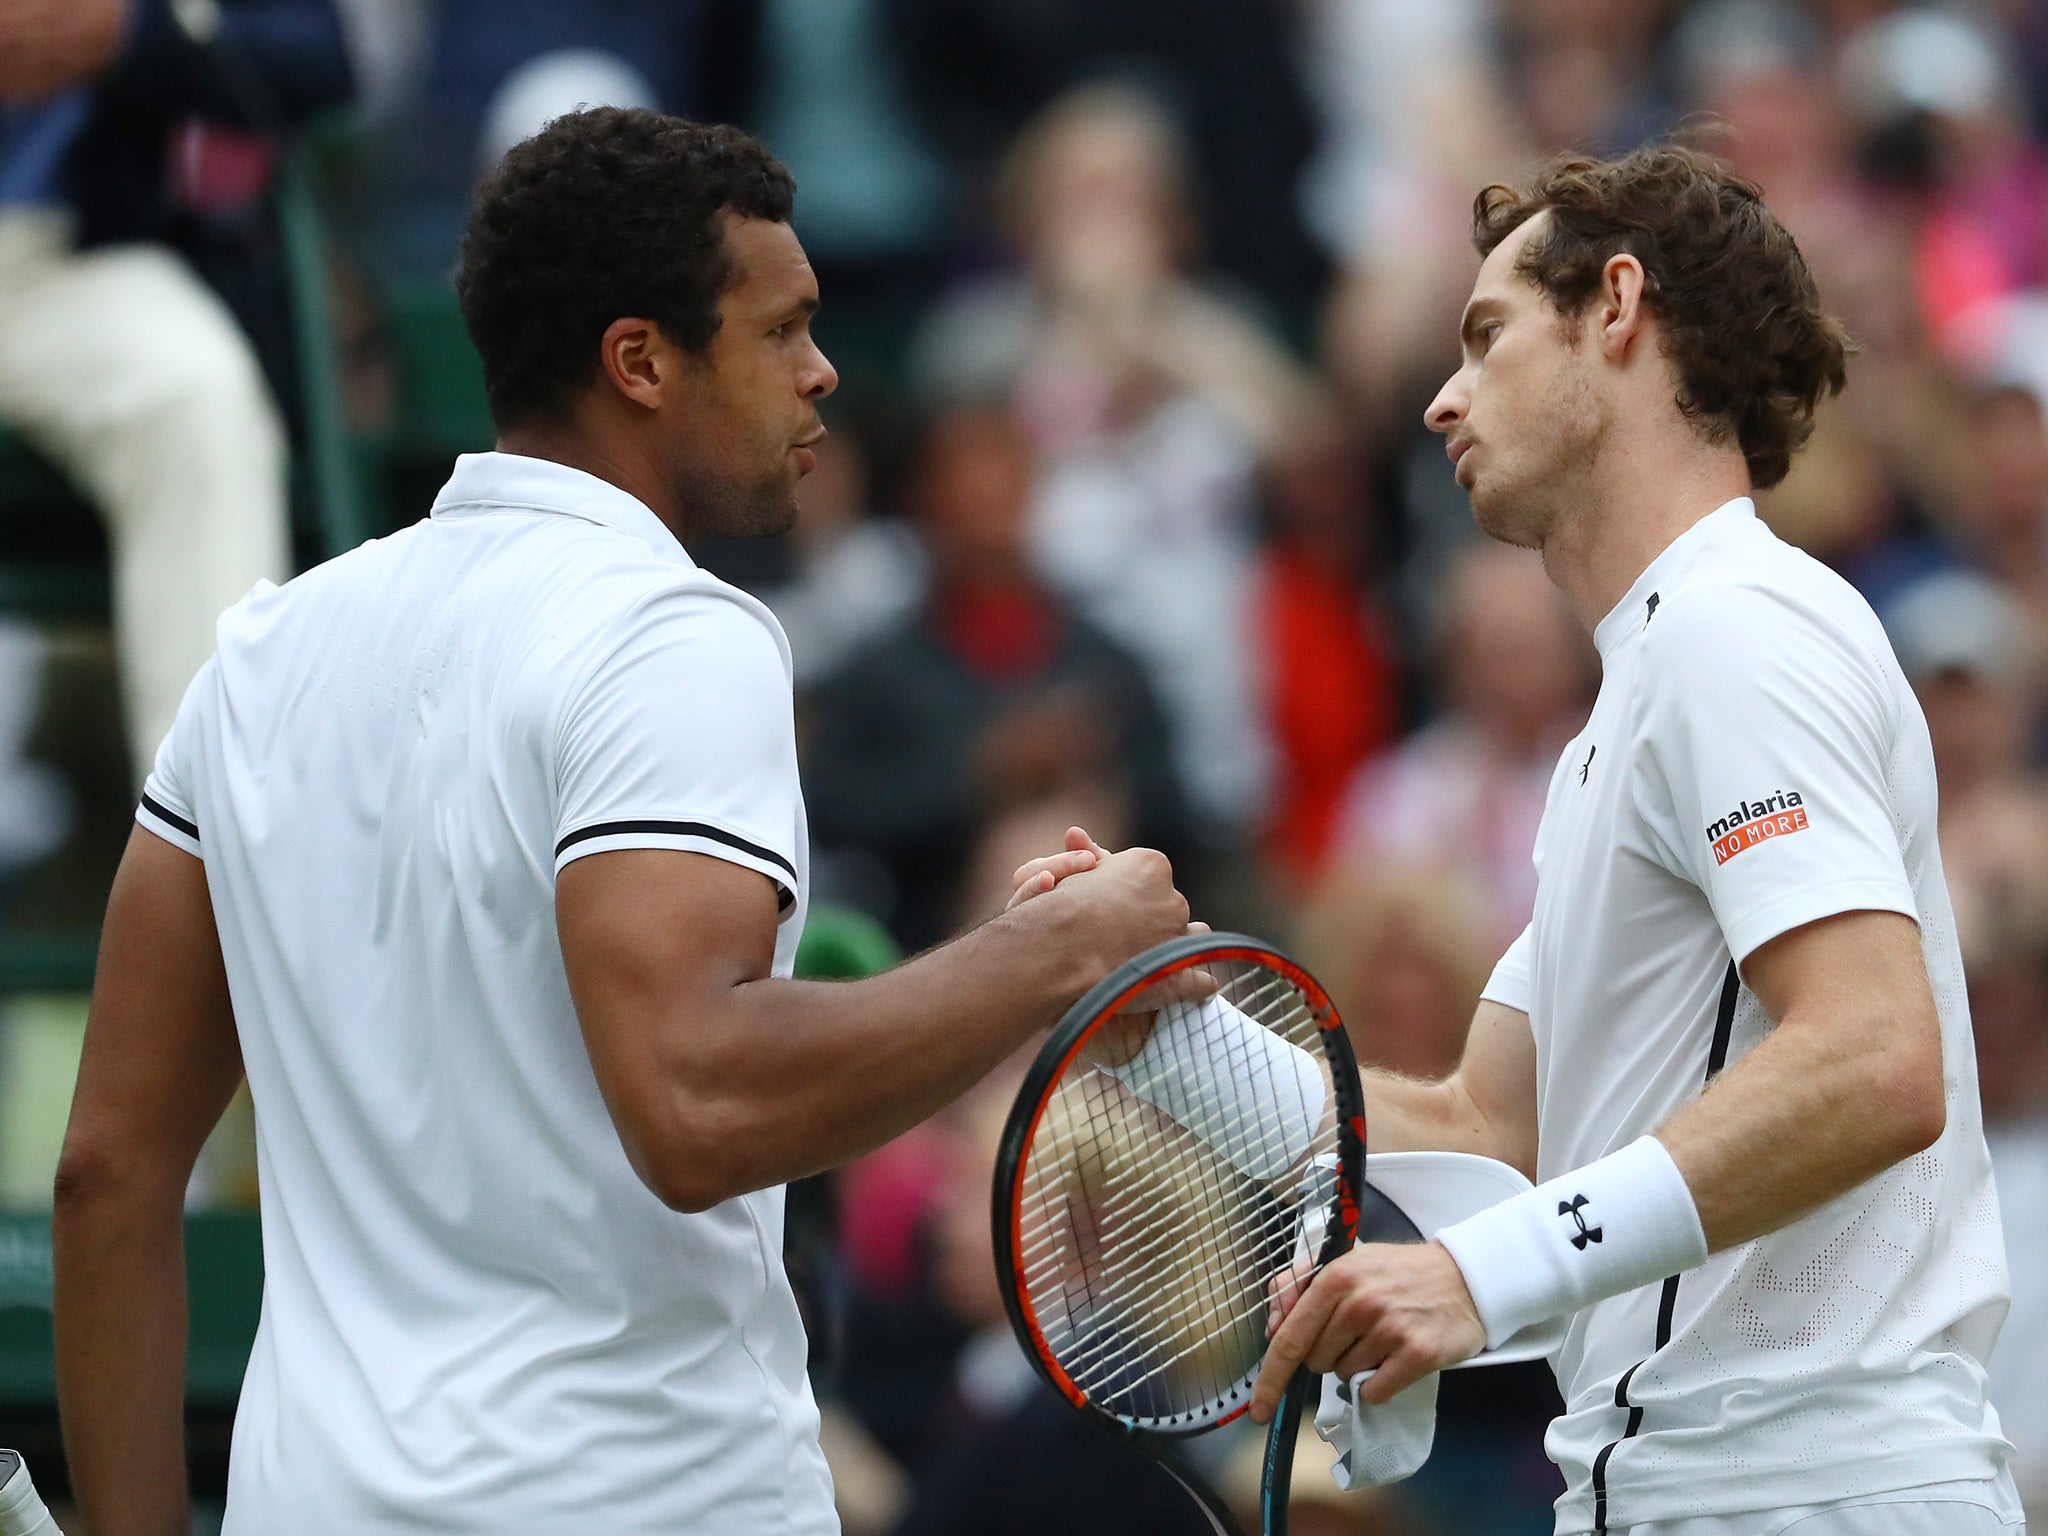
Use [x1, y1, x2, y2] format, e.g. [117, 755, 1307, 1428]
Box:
[993, 931, 1368, 1438]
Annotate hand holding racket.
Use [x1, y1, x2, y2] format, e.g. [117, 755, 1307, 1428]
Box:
[992, 932, 1417, 1536]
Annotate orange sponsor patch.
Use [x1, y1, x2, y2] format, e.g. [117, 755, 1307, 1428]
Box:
[1711, 806, 1810, 865]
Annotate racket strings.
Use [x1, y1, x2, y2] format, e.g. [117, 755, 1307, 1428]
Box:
[1016, 991, 1319, 1367]
[1018, 970, 1313, 1246]
[1015, 960, 1342, 1424]
[1015, 970, 1312, 1284]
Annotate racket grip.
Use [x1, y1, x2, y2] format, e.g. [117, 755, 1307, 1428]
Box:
[1259, 1369, 1313, 1536]
[0, 1453, 58, 1536]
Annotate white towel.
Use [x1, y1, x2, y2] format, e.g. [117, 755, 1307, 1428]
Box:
[1315, 1368, 1440, 1488]
[1108, 994, 1325, 1182]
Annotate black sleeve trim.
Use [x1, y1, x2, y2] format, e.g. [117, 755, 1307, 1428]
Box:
[555, 819, 798, 886]
[1706, 960, 1741, 1078]
[139, 792, 198, 841]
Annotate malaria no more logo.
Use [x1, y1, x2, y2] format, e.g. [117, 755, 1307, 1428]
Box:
[1559, 1193, 1602, 1250]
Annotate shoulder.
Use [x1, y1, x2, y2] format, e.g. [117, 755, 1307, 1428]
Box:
[573, 558, 794, 681]
[1639, 530, 1895, 703]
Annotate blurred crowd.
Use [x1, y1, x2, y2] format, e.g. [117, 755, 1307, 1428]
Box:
[6, 0, 2048, 1529]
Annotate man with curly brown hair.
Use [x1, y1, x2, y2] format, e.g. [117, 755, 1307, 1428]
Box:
[1253, 145, 2021, 1534]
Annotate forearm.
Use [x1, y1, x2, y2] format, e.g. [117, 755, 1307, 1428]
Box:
[1361, 1070, 1490, 1155]
[1657, 999, 1944, 1251]
[1361, 1000, 1539, 1175]
[53, 1177, 191, 1536]
[621, 899, 1111, 1209]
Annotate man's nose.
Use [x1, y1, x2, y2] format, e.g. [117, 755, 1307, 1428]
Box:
[803, 342, 838, 401]
[1425, 372, 1467, 435]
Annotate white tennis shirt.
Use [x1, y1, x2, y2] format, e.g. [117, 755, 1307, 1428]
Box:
[136, 453, 836, 1534]
[1479, 500, 2012, 1533]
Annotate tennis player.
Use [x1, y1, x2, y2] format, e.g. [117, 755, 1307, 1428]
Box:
[50, 109, 1191, 1535]
[1251, 147, 2021, 1533]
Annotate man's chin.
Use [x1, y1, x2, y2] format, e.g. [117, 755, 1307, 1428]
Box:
[1468, 483, 1544, 552]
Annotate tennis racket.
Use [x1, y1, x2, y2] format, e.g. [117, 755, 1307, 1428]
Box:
[0, 1452, 60, 1536]
[992, 932, 1419, 1536]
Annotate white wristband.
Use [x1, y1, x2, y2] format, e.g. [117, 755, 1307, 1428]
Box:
[1433, 1136, 1708, 1351]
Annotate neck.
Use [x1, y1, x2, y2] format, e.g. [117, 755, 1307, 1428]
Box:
[494, 419, 682, 537]
[1539, 436, 1751, 632]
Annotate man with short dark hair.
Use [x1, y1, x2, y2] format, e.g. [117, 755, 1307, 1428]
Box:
[1250, 146, 2019, 1534]
[51, 108, 1192, 1534]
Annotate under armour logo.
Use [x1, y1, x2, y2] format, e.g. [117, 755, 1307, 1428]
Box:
[1579, 744, 1597, 785]
[1560, 1194, 1602, 1250]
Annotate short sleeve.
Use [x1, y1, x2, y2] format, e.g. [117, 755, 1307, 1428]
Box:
[136, 657, 213, 859]
[1632, 584, 1916, 965]
[1481, 925, 1533, 1013]
[554, 587, 802, 914]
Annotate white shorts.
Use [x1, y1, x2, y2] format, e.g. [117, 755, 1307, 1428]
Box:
[1621, 1473, 2025, 1536]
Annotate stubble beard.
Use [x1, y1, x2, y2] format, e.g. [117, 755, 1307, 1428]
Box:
[670, 453, 799, 542]
[1469, 350, 1602, 557]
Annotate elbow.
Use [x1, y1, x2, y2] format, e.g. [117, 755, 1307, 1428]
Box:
[625, 1105, 758, 1214]
[53, 1133, 122, 1215]
[645, 1165, 735, 1215]
[1878, 1037, 1947, 1165]
[51, 1135, 170, 1227]
[1893, 1073, 1947, 1162]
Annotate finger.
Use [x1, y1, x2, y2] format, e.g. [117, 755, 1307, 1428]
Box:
[1331, 1342, 1389, 1385]
[1066, 825, 1112, 858]
[1249, 1265, 1346, 1423]
[1005, 870, 1056, 911]
[1186, 919, 1212, 935]
[1352, 1342, 1439, 1405]
[1267, 1255, 1317, 1333]
[1010, 848, 1098, 890]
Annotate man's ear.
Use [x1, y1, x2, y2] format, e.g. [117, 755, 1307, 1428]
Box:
[597, 318, 671, 411]
[1595, 253, 1650, 363]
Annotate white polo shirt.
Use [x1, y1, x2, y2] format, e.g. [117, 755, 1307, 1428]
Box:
[136, 453, 835, 1534]
[1480, 500, 2011, 1533]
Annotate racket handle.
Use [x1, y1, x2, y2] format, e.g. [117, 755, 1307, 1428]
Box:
[0, 1453, 59, 1536]
[1259, 1368, 1314, 1536]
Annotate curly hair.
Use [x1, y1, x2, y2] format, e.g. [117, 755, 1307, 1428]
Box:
[1473, 145, 1849, 489]
[457, 108, 796, 429]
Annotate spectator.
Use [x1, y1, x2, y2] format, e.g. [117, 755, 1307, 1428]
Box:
[1940, 299, 2048, 638]
[886, 1067, 1214, 1536]
[1293, 867, 1492, 1080]
[0, 0, 351, 785]
[1253, 403, 1402, 889]
[757, 426, 925, 687]
[1661, 3, 1945, 604]
[747, 0, 953, 394]
[910, 82, 1316, 847]
[1899, 566, 2048, 1521]
[884, 0, 1324, 325]
[1836, 7, 2048, 343]
[1960, 901, 2048, 1523]
[804, 403, 1188, 949]
[358, 1, 749, 278]
[1498, 0, 1675, 161]
[1884, 568, 2048, 959]
[1330, 543, 1596, 952]
[1310, 0, 1530, 458]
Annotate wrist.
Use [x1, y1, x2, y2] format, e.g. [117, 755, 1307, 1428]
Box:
[992, 891, 1103, 1018]
[1433, 1135, 1707, 1351]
